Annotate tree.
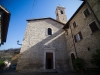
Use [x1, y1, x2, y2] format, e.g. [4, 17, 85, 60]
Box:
[91, 49, 100, 68]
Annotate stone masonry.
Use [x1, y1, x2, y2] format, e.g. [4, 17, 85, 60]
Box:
[65, 1, 100, 70]
[16, 19, 69, 72]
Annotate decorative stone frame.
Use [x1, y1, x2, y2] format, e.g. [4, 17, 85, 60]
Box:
[43, 47, 55, 69]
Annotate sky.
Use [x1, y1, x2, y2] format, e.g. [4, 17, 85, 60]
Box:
[0, 0, 83, 50]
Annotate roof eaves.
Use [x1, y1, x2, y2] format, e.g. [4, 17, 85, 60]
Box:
[0, 5, 10, 14]
[26, 17, 65, 25]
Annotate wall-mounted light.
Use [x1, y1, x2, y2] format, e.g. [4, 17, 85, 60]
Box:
[17, 40, 22, 45]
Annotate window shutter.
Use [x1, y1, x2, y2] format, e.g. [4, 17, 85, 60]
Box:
[84, 9, 90, 17]
[74, 35, 77, 42]
[89, 21, 99, 33]
[73, 22, 76, 28]
[79, 32, 83, 40]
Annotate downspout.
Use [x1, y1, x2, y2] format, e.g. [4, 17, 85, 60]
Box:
[69, 25, 78, 58]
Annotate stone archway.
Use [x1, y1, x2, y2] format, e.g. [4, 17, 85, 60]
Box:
[71, 53, 75, 64]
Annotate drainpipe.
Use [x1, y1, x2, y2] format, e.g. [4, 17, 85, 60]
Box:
[69, 25, 78, 58]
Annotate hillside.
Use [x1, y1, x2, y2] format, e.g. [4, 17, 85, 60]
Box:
[0, 48, 20, 60]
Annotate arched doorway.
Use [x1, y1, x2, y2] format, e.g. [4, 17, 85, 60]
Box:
[71, 53, 75, 64]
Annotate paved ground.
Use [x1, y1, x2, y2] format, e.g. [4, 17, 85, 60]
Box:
[0, 70, 99, 75]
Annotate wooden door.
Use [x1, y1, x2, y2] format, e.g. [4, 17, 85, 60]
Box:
[46, 53, 53, 69]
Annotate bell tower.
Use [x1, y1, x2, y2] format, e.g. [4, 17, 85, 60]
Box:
[55, 6, 67, 24]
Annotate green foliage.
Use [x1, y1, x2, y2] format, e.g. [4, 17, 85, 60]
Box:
[73, 58, 84, 72]
[91, 49, 100, 68]
[0, 60, 5, 69]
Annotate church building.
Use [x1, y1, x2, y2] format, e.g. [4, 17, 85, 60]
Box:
[16, 6, 69, 72]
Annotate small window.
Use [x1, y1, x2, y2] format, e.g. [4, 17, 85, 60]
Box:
[89, 21, 99, 33]
[83, 8, 90, 17]
[48, 28, 52, 35]
[74, 32, 83, 42]
[73, 22, 77, 28]
[61, 10, 63, 14]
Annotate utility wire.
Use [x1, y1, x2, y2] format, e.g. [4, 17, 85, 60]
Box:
[30, 0, 37, 18]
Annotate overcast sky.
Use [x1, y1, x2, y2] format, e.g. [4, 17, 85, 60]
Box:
[0, 0, 83, 50]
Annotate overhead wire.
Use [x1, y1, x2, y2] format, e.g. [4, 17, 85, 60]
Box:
[30, 0, 37, 18]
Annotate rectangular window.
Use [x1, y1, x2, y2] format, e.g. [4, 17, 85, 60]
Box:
[89, 21, 99, 33]
[74, 32, 83, 42]
[83, 8, 90, 17]
[73, 22, 76, 28]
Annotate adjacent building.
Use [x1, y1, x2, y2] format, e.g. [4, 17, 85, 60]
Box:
[63, 0, 100, 70]
[0, 5, 10, 46]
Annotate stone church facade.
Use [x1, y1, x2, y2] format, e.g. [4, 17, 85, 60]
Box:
[16, 0, 100, 72]
[16, 6, 70, 72]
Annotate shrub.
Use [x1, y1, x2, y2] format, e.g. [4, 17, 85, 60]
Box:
[91, 49, 100, 68]
[73, 58, 84, 72]
[0, 60, 5, 69]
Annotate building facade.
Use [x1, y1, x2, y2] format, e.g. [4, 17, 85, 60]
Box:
[63, 0, 100, 70]
[16, 6, 70, 72]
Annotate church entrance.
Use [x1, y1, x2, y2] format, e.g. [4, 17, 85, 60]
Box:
[46, 53, 53, 69]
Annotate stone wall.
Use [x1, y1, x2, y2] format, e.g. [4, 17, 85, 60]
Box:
[65, 3, 100, 70]
[16, 19, 69, 72]
[87, 0, 100, 21]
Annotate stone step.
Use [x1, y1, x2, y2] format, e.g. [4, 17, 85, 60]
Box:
[41, 69, 57, 73]
[55, 69, 64, 73]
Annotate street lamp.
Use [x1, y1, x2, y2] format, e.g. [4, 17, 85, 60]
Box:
[17, 40, 22, 45]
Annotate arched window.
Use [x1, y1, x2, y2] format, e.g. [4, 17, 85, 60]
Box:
[48, 28, 52, 35]
[61, 10, 63, 14]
